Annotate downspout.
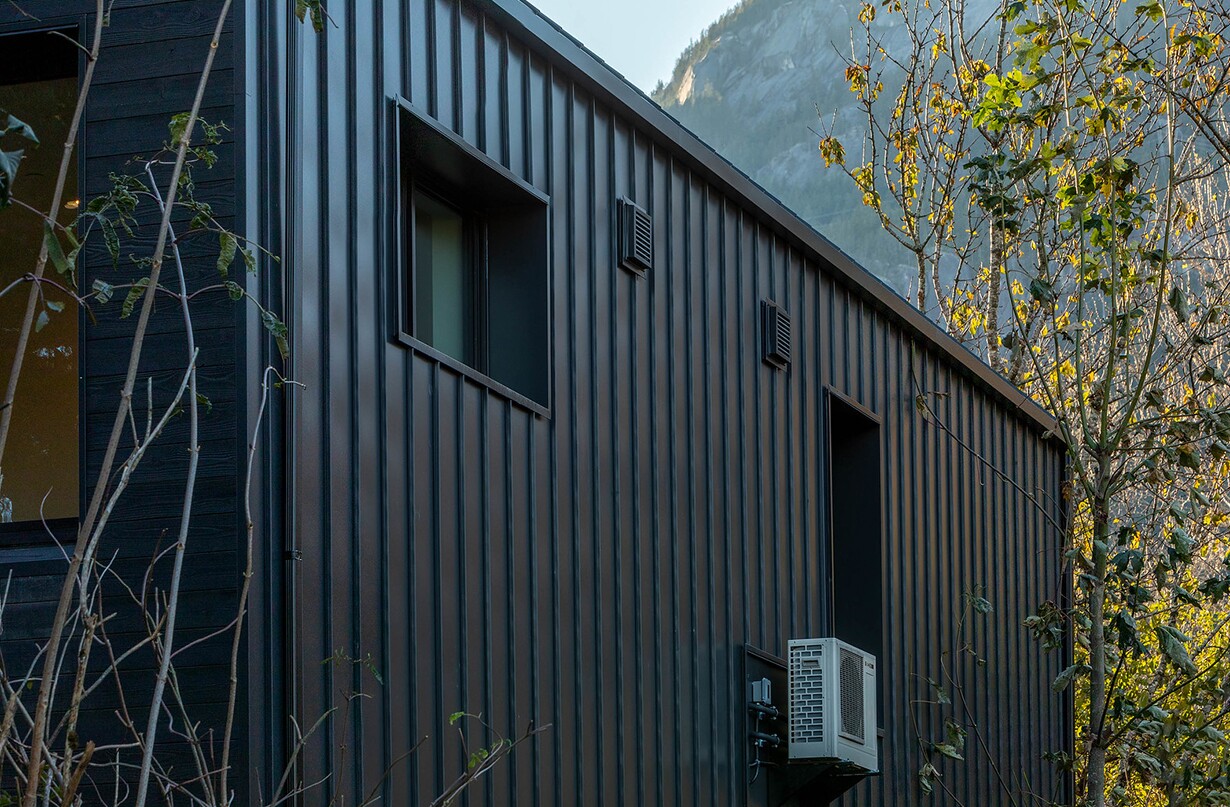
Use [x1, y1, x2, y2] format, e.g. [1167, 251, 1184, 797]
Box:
[248, 0, 300, 798]
[279, 0, 302, 800]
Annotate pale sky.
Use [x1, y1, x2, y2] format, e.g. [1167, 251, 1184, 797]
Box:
[526, 0, 739, 91]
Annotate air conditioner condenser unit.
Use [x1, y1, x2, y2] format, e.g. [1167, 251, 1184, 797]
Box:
[787, 638, 878, 772]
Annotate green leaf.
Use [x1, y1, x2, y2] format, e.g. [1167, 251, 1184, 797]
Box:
[195, 392, 213, 414]
[168, 112, 191, 146]
[92, 279, 115, 304]
[34, 310, 48, 333]
[122, 277, 150, 319]
[43, 223, 70, 275]
[932, 742, 964, 761]
[61, 228, 81, 284]
[467, 748, 490, 771]
[217, 231, 238, 277]
[1132, 752, 1162, 777]
[1200, 725, 1226, 742]
[964, 588, 994, 615]
[224, 280, 244, 301]
[1156, 625, 1198, 676]
[0, 116, 37, 205]
[1171, 526, 1194, 563]
[448, 711, 466, 726]
[1051, 663, 1089, 693]
[926, 676, 951, 705]
[1175, 585, 1200, 606]
[1169, 285, 1191, 321]
[44, 299, 64, 313]
[0, 148, 25, 208]
[295, 0, 327, 31]
[262, 308, 290, 360]
[1199, 365, 1227, 385]
[1029, 276, 1057, 303]
[1, 113, 38, 143]
[944, 719, 967, 750]
[100, 217, 120, 268]
[1115, 610, 1145, 653]
[1135, 0, 1164, 20]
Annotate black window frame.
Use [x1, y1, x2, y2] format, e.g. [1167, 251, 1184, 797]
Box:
[0, 24, 85, 557]
[393, 97, 552, 416]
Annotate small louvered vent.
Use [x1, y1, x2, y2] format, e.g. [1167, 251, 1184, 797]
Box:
[761, 300, 791, 370]
[618, 197, 653, 275]
[839, 648, 866, 743]
[789, 640, 826, 745]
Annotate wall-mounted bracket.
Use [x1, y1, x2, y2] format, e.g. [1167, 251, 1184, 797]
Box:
[749, 677, 782, 749]
[744, 645, 877, 807]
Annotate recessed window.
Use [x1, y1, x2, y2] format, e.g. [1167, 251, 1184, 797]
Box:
[826, 392, 883, 726]
[0, 29, 80, 529]
[397, 100, 550, 408]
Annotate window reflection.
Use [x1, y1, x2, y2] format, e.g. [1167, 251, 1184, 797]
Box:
[0, 70, 80, 524]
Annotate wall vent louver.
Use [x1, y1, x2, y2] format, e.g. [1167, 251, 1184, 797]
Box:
[787, 638, 879, 772]
[761, 300, 791, 370]
[618, 197, 653, 275]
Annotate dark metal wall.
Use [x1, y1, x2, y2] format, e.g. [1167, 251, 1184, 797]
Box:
[253, 0, 1070, 804]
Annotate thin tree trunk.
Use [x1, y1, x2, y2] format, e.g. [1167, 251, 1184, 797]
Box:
[0, 0, 104, 776]
[917, 250, 928, 312]
[986, 218, 1004, 371]
[20, 6, 232, 802]
[131, 160, 203, 807]
[930, 250, 956, 332]
[1087, 490, 1110, 807]
[220, 368, 276, 804]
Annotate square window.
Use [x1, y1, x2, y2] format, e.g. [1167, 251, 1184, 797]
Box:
[397, 100, 550, 409]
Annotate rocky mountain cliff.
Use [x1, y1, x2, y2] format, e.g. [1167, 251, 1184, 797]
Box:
[652, 0, 917, 290]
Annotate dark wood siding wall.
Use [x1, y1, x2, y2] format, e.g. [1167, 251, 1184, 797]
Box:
[254, 0, 1069, 804]
[0, 0, 246, 795]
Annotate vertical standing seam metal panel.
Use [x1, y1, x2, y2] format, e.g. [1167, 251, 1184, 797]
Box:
[260, 0, 1070, 804]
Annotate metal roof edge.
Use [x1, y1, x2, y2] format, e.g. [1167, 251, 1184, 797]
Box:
[478, 0, 1060, 436]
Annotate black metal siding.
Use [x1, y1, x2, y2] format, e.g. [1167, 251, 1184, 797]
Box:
[252, 0, 1070, 804]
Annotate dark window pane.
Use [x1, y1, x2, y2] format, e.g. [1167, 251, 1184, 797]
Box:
[828, 396, 883, 726]
[398, 103, 549, 407]
[413, 189, 473, 364]
[0, 71, 80, 524]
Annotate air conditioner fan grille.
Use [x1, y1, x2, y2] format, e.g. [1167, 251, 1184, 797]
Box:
[839, 648, 866, 743]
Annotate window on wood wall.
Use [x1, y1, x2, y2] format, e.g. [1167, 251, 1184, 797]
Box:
[0, 29, 80, 531]
[396, 99, 550, 410]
